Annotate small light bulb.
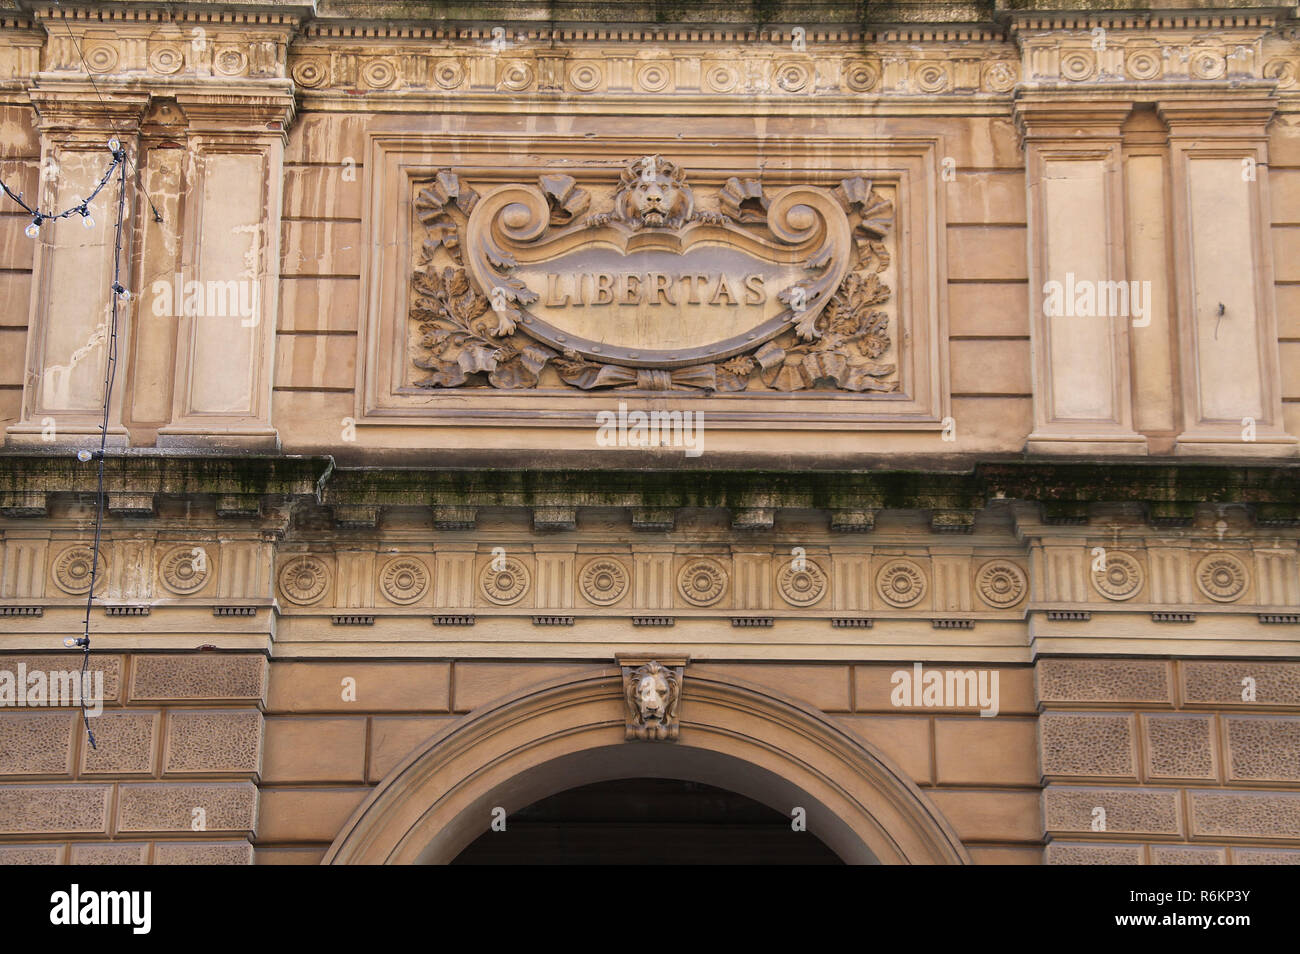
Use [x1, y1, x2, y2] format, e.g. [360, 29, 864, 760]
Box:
[76, 449, 92, 463]
[117, 287, 131, 303]
[24, 221, 39, 239]
[63, 637, 80, 648]
[82, 213, 95, 229]
[107, 138, 120, 153]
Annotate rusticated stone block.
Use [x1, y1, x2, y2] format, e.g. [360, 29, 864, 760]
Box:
[1232, 848, 1300, 864]
[1224, 716, 1300, 782]
[0, 844, 64, 864]
[452, 663, 592, 713]
[933, 717, 1038, 786]
[163, 709, 263, 776]
[1143, 714, 1216, 781]
[1044, 787, 1181, 836]
[79, 710, 160, 776]
[853, 664, 1035, 715]
[257, 788, 368, 843]
[268, 662, 449, 713]
[0, 711, 76, 776]
[1151, 846, 1225, 865]
[69, 842, 149, 865]
[255, 846, 328, 865]
[264, 716, 366, 783]
[1040, 712, 1137, 779]
[0, 784, 110, 834]
[1180, 661, 1300, 707]
[693, 663, 851, 713]
[1190, 791, 1300, 839]
[1038, 659, 1172, 705]
[1046, 842, 1145, 865]
[368, 716, 453, 782]
[130, 654, 267, 703]
[837, 716, 933, 784]
[154, 841, 253, 865]
[926, 790, 1042, 842]
[0, 655, 122, 703]
[116, 782, 257, 834]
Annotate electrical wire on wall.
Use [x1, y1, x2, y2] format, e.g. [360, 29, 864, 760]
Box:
[0, 139, 130, 750]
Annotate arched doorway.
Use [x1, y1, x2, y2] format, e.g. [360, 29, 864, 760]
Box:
[452, 778, 844, 864]
[323, 666, 968, 865]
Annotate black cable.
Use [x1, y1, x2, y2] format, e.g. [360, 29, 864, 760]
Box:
[0, 150, 121, 231]
[73, 141, 129, 751]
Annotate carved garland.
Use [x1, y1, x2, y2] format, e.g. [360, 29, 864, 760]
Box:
[409, 156, 898, 395]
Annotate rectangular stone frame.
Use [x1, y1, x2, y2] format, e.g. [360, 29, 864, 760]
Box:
[355, 132, 948, 432]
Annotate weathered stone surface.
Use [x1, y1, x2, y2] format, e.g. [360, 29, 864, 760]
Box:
[69, 842, 149, 865]
[0, 784, 110, 834]
[1040, 713, 1137, 779]
[1143, 714, 1216, 781]
[131, 655, 267, 703]
[163, 709, 264, 776]
[1038, 659, 1172, 705]
[80, 710, 160, 776]
[116, 782, 258, 834]
[0, 711, 76, 776]
[154, 841, 254, 865]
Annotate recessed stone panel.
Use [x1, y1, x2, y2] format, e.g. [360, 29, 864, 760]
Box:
[1180, 661, 1300, 707]
[1045, 842, 1145, 865]
[116, 782, 258, 834]
[1232, 848, 1300, 864]
[1223, 716, 1300, 782]
[1189, 790, 1300, 839]
[0, 784, 110, 834]
[163, 709, 264, 776]
[1037, 659, 1172, 705]
[1143, 714, 1216, 780]
[0, 655, 122, 704]
[1040, 712, 1138, 779]
[0, 843, 65, 864]
[0, 711, 77, 776]
[1044, 786, 1181, 836]
[130, 654, 267, 703]
[69, 842, 150, 865]
[154, 840, 253, 865]
[1150, 845, 1226, 865]
[79, 710, 160, 777]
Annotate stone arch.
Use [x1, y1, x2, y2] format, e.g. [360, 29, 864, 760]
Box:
[323, 666, 969, 864]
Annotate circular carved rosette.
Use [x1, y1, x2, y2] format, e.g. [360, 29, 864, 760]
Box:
[1059, 50, 1096, 82]
[480, 557, 531, 605]
[159, 545, 212, 596]
[913, 62, 950, 93]
[842, 59, 879, 92]
[579, 559, 629, 606]
[361, 59, 397, 89]
[983, 61, 1017, 93]
[975, 560, 1027, 609]
[498, 61, 534, 92]
[777, 559, 827, 607]
[1125, 49, 1163, 81]
[1195, 553, 1249, 603]
[214, 47, 248, 76]
[568, 62, 602, 92]
[291, 58, 328, 88]
[677, 558, 728, 607]
[53, 546, 108, 596]
[636, 62, 671, 93]
[773, 60, 811, 93]
[875, 559, 928, 608]
[379, 557, 430, 605]
[149, 46, 185, 75]
[278, 555, 331, 606]
[1092, 551, 1144, 601]
[434, 59, 465, 89]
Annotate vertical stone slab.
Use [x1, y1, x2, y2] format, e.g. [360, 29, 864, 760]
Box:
[156, 87, 294, 450]
[1161, 96, 1297, 456]
[5, 83, 147, 447]
[1017, 97, 1146, 456]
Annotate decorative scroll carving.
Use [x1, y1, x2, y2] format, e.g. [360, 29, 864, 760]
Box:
[408, 156, 897, 394]
[624, 660, 682, 741]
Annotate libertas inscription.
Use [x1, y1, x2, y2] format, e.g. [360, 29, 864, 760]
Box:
[409, 156, 899, 392]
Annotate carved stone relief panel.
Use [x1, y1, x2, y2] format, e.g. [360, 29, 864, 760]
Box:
[358, 136, 946, 428]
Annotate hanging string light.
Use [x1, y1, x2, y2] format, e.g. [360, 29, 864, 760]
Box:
[0, 137, 130, 750]
[1, 140, 124, 242]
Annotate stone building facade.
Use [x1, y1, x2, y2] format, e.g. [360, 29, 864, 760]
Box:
[0, 0, 1298, 864]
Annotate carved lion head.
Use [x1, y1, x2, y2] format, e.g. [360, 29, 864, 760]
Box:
[614, 155, 694, 230]
[625, 660, 681, 740]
